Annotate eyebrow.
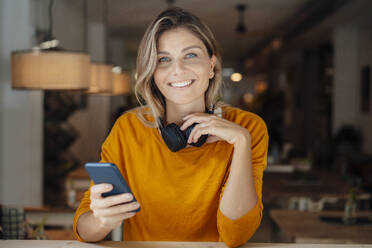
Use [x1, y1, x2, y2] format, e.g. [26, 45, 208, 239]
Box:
[157, 45, 203, 55]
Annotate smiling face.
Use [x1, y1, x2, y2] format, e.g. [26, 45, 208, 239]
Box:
[153, 27, 216, 108]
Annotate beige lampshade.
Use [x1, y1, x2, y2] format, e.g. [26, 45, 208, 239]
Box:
[86, 63, 113, 94]
[111, 71, 130, 96]
[11, 50, 90, 90]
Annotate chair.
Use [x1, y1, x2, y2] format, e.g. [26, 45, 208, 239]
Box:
[0, 206, 26, 239]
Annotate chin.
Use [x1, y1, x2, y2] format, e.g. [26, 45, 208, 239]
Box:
[167, 96, 203, 106]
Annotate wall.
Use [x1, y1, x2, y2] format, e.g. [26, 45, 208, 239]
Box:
[357, 27, 372, 154]
[0, 0, 116, 206]
[333, 24, 372, 154]
[0, 0, 44, 206]
[67, 19, 111, 163]
[332, 26, 360, 133]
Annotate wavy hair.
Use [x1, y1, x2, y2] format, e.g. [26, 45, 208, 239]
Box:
[134, 7, 224, 128]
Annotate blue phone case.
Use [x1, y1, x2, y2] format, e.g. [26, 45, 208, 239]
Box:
[84, 162, 140, 212]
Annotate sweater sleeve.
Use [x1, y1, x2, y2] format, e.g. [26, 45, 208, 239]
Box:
[73, 119, 125, 242]
[217, 115, 269, 248]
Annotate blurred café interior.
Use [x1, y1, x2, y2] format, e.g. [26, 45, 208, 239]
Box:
[1, 0, 372, 244]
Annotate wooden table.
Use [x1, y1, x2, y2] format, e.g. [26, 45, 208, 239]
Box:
[262, 170, 365, 207]
[1, 241, 372, 248]
[270, 209, 372, 244]
[24, 207, 75, 228]
[23, 207, 123, 241]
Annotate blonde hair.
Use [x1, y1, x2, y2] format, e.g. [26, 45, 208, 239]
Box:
[134, 7, 225, 128]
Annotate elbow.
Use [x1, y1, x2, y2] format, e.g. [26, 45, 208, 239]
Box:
[223, 237, 249, 248]
[220, 220, 261, 248]
[217, 206, 263, 248]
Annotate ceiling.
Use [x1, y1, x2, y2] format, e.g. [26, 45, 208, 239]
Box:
[86, 0, 306, 65]
[83, 0, 372, 67]
[295, 0, 372, 46]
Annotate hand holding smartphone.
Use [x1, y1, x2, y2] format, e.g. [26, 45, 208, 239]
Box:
[85, 162, 140, 212]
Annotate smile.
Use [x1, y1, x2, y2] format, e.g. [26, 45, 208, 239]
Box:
[168, 80, 195, 88]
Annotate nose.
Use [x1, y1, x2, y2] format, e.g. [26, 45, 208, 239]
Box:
[171, 59, 186, 76]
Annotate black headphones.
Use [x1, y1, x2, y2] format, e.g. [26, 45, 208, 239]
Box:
[158, 105, 214, 152]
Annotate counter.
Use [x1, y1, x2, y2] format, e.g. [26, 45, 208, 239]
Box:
[1, 241, 372, 248]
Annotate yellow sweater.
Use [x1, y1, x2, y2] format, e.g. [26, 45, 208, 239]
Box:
[73, 105, 268, 248]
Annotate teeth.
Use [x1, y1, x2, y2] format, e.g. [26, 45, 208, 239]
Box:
[170, 80, 193, 88]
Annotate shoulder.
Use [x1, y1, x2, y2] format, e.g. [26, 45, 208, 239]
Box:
[103, 106, 153, 146]
[222, 105, 267, 133]
[114, 105, 155, 130]
[103, 106, 152, 143]
[222, 105, 269, 152]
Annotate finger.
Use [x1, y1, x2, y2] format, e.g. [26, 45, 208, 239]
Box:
[187, 122, 206, 144]
[91, 193, 133, 209]
[180, 117, 198, 131]
[191, 120, 225, 143]
[90, 184, 113, 199]
[190, 126, 210, 144]
[94, 201, 140, 217]
[188, 123, 209, 144]
[186, 122, 200, 143]
[181, 116, 211, 131]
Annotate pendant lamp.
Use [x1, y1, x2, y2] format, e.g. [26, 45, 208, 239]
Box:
[11, 0, 90, 90]
[85, 63, 113, 94]
[11, 49, 90, 90]
[111, 68, 130, 96]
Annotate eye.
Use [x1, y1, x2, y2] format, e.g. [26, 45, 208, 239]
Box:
[158, 57, 170, 63]
[185, 53, 197, 59]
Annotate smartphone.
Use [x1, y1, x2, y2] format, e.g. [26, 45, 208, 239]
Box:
[84, 162, 140, 212]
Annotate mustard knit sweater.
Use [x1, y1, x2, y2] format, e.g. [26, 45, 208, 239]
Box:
[73, 105, 269, 248]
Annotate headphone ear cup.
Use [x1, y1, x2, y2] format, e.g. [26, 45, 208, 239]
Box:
[184, 123, 209, 147]
[160, 123, 187, 152]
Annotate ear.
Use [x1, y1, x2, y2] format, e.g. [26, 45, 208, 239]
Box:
[209, 55, 217, 79]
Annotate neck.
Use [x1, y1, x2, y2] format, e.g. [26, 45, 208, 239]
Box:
[164, 99, 206, 126]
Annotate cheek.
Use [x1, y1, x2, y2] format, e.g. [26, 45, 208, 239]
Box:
[186, 58, 212, 75]
[193, 64, 211, 80]
[153, 69, 165, 88]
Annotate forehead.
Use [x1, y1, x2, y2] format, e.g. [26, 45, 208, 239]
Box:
[157, 27, 207, 52]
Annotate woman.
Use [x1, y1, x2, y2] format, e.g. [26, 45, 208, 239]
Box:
[73, 7, 268, 248]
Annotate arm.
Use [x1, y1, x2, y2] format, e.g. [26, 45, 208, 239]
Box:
[217, 121, 268, 248]
[73, 116, 137, 242]
[219, 134, 256, 219]
[181, 111, 269, 248]
[76, 210, 112, 242]
[75, 184, 138, 242]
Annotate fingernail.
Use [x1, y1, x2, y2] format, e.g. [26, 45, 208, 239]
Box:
[106, 185, 112, 190]
[133, 202, 140, 207]
[124, 194, 132, 200]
